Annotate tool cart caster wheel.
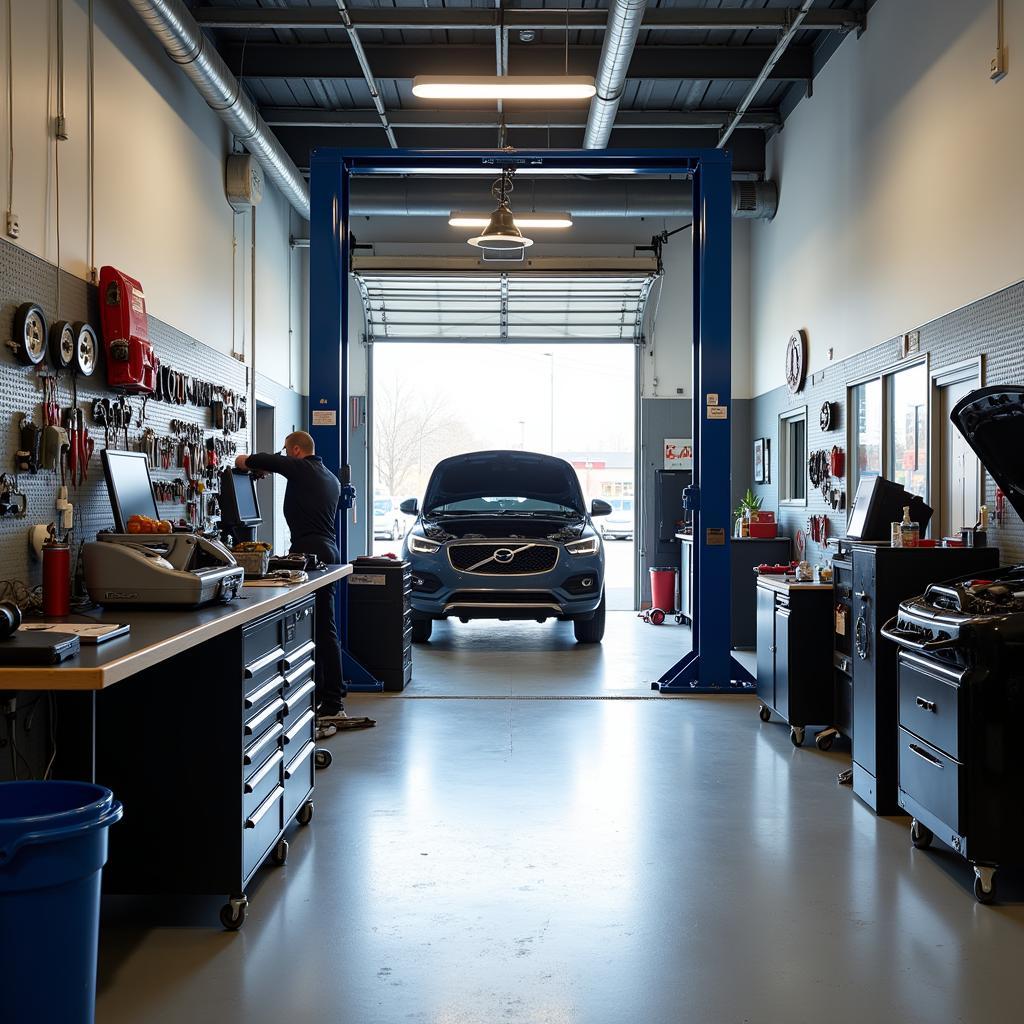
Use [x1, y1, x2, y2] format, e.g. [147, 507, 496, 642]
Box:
[758, 705, 772, 723]
[297, 800, 315, 826]
[314, 748, 332, 770]
[815, 732, 834, 752]
[219, 896, 248, 931]
[910, 819, 933, 850]
[790, 726, 805, 748]
[270, 838, 289, 866]
[674, 613, 685, 625]
[649, 608, 666, 626]
[973, 872, 997, 905]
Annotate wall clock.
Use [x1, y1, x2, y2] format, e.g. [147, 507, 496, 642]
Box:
[785, 329, 807, 395]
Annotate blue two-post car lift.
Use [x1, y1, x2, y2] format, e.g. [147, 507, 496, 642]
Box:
[308, 147, 755, 695]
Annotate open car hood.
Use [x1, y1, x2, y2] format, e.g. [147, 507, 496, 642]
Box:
[422, 450, 585, 514]
[951, 385, 1024, 522]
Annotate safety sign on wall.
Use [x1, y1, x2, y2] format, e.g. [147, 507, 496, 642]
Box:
[663, 438, 693, 470]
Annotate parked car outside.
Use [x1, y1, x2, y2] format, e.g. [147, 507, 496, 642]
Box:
[401, 450, 611, 643]
[373, 495, 404, 541]
[600, 497, 634, 541]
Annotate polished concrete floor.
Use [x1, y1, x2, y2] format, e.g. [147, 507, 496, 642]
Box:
[96, 614, 1022, 1024]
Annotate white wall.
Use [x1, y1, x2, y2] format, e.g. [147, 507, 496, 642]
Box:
[0, 0, 303, 391]
[751, 0, 1024, 398]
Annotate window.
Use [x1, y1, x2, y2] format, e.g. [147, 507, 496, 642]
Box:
[851, 378, 882, 497]
[888, 363, 928, 496]
[779, 408, 807, 504]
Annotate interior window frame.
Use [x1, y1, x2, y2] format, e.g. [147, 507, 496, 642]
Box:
[778, 406, 808, 507]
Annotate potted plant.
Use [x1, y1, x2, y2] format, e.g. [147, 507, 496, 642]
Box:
[734, 488, 763, 538]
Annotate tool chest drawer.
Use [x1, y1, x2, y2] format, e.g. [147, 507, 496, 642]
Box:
[281, 599, 315, 656]
[898, 728, 965, 834]
[244, 721, 284, 767]
[283, 675, 316, 721]
[244, 748, 284, 820]
[244, 696, 285, 743]
[243, 786, 284, 880]
[283, 740, 316, 822]
[898, 653, 963, 759]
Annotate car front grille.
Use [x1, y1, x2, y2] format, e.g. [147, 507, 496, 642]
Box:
[448, 542, 559, 575]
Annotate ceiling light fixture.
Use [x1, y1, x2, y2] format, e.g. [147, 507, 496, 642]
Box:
[411, 75, 596, 100]
[449, 211, 573, 230]
[466, 171, 534, 250]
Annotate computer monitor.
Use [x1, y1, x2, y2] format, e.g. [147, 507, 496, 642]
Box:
[101, 449, 161, 533]
[219, 469, 262, 528]
[846, 475, 933, 541]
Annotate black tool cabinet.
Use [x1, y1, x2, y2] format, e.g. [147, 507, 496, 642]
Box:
[83, 594, 318, 930]
[755, 579, 834, 747]
[895, 648, 1024, 904]
[347, 558, 412, 691]
[845, 545, 999, 815]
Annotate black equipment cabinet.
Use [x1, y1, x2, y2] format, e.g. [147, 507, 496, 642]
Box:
[75, 595, 318, 930]
[755, 578, 834, 746]
[347, 558, 412, 691]
[680, 535, 790, 647]
[846, 545, 999, 815]
[831, 554, 854, 740]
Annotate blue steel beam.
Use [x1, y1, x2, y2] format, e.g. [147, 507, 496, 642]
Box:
[309, 147, 747, 696]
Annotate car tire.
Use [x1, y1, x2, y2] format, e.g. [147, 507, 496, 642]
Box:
[411, 617, 433, 643]
[573, 594, 606, 644]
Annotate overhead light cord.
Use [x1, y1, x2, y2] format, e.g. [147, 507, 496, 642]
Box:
[87, 0, 95, 278]
[5, 0, 12, 219]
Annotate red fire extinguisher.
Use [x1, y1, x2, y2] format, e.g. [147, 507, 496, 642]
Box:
[42, 540, 71, 617]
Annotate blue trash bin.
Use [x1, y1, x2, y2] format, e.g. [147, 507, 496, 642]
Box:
[0, 780, 123, 1024]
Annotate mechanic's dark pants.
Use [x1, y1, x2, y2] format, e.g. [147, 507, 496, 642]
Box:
[291, 536, 346, 714]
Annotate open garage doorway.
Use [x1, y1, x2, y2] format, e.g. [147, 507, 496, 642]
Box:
[369, 341, 637, 611]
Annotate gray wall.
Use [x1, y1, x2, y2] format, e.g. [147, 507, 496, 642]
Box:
[749, 279, 1024, 566]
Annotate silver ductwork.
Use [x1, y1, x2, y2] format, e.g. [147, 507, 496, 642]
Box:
[126, 0, 311, 219]
[348, 179, 778, 220]
[583, 0, 648, 149]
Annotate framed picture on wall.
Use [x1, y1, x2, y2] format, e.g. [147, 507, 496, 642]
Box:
[753, 438, 769, 484]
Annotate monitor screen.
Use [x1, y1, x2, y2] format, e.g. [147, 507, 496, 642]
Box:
[101, 450, 160, 532]
[220, 469, 261, 525]
[846, 475, 933, 541]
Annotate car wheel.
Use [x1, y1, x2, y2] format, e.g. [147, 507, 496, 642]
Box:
[411, 617, 433, 643]
[573, 593, 606, 644]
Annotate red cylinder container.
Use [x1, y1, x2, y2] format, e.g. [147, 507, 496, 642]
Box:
[42, 542, 71, 617]
[650, 566, 678, 613]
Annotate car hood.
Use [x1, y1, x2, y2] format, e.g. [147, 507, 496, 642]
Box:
[422, 450, 586, 514]
[951, 385, 1024, 522]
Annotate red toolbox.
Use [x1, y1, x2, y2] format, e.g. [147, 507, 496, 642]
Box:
[749, 511, 778, 539]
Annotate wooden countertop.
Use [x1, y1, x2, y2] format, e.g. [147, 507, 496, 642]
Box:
[0, 565, 352, 692]
[755, 574, 832, 594]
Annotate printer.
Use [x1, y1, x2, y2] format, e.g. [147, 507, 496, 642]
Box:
[83, 450, 244, 607]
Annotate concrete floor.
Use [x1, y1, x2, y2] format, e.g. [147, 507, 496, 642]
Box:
[96, 614, 1023, 1024]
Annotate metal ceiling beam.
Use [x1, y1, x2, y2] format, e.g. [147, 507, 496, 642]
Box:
[196, 7, 864, 33]
[261, 107, 781, 131]
[331, 0, 396, 147]
[221, 43, 813, 81]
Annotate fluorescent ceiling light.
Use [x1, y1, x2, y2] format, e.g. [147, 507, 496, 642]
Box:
[412, 76, 596, 100]
[449, 211, 573, 229]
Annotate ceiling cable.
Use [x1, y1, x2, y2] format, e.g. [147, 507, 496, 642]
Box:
[6, 0, 14, 218]
[334, 0, 397, 147]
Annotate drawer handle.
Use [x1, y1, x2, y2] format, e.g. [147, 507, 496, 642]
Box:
[244, 646, 285, 678]
[284, 740, 316, 779]
[245, 785, 284, 828]
[284, 659, 315, 688]
[244, 750, 283, 793]
[282, 640, 316, 669]
[244, 673, 284, 709]
[284, 708, 316, 744]
[908, 743, 944, 769]
[244, 697, 286, 735]
[914, 696, 937, 713]
[244, 723, 283, 765]
[283, 678, 316, 715]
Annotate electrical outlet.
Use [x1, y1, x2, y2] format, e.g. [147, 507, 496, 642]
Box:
[5, 211, 19, 239]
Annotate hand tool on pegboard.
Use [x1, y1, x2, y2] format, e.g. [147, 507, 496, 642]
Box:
[79, 414, 94, 485]
[15, 414, 40, 474]
[63, 408, 79, 488]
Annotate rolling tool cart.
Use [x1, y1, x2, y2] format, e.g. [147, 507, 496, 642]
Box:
[347, 557, 412, 691]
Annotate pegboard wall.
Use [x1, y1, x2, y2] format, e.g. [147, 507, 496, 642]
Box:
[0, 237, 249, 589]
[751, 279, 1024, 565]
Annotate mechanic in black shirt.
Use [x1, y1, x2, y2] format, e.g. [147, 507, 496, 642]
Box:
[237, 431, 374, 736]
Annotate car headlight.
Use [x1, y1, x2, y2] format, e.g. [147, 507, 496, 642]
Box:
[408, 534, 441, 555]
[566, 535, 600, 556]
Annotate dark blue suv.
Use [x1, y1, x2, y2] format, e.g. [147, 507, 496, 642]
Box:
[401, 451, 610, 643]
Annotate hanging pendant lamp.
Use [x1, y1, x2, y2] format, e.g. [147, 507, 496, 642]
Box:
[467, 171, 534, 250]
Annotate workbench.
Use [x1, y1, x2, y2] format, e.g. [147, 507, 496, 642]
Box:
[2, 565, 351, 930]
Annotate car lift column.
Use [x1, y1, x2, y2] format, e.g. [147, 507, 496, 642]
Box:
[308, 151, 381, 691]
[655, 151, 754, 693]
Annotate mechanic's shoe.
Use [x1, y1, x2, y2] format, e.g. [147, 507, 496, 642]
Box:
[318, 709, 376, 730]
[315, 721, 338, 740]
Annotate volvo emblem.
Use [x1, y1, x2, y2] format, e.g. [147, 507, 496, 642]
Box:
[493, 548, 515, 564]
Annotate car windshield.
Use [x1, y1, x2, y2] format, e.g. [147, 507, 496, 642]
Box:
[431, 496, 578, 515]
[373, 499, 392, 515]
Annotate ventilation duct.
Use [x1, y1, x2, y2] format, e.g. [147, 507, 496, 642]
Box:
[126, 0, 310, 220]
